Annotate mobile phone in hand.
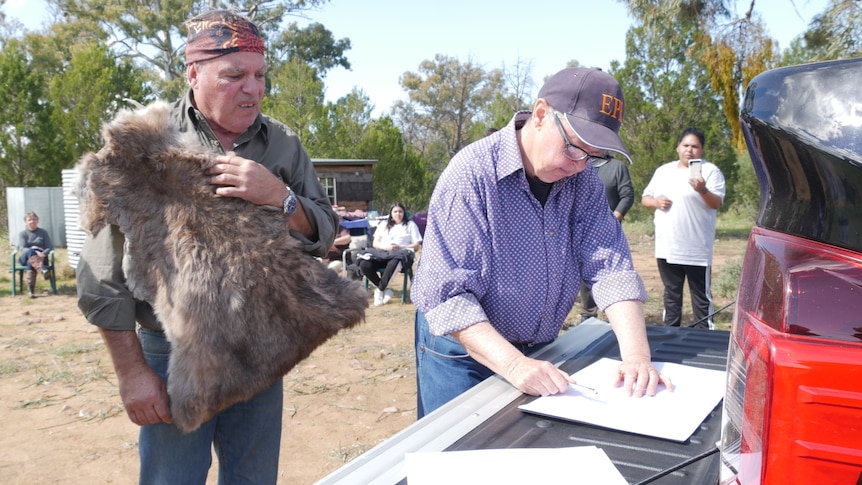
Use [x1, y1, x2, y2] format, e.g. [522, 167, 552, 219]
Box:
[689, 159, 702, 178]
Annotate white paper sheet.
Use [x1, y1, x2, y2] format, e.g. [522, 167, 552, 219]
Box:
[518, 358, 726, 442]
[404, 446, 627, 485]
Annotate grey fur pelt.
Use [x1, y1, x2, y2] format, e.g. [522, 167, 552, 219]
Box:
[73, 101, 368, 432]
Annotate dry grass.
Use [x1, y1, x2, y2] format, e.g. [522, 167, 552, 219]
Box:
[0, 216, 750, 484]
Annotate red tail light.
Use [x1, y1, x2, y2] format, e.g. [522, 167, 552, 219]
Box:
[720, 227, 862, 484]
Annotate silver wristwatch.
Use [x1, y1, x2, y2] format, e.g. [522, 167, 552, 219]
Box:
[282, 186, 297, 216]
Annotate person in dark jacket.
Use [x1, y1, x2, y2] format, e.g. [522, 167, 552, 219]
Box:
[578, 157, 634, 321]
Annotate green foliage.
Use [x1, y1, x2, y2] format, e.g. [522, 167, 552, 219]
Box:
[729, 151, 760, 221]
[359, 117, 430, 213]
[0, 0, 856, 224]
[0, 39, 63, 188]
[307, 88, 373, 158]
[50, 0, 333, 82]
[270, 21, 351, 76]
[609, 15, 738, 222]
[394, 54, 503, 175]
[713, 257, 742, 299]
[262, 57, 325, 141]
[54, 0, 192, 82]
[618, 0, 779, 152]
[0, 33, 152, 238]
[785, 0, 862, 63]
[483, 92, 517, 133]
[49, 42, 153, 162]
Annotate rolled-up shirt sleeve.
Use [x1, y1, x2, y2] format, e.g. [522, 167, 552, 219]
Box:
[414, 182, 493, 336]
[592, 270, 648, 310]
[76, 225, 140, 332]
[578, 213, 648, 310]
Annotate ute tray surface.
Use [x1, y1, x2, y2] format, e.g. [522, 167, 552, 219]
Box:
[405, 326, 729, 485]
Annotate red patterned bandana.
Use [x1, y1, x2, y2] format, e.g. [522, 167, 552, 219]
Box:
[185, 14, 265, 64]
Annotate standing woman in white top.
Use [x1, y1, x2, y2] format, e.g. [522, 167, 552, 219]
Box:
[360, 203, 423, 305]
[641, 127, 726, 329]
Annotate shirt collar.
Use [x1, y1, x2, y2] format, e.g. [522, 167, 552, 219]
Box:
[177, 89, 268, 147]
[495, 111, 533, 182]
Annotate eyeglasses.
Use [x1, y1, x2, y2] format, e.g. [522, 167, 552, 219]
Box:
[551, 110, 610, 163]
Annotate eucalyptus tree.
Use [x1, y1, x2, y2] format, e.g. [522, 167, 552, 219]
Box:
[309, 88, 374, 158]
[0, 27, 150, 199]
[0, 39, 61, 188]
[261, 56, 325, 143]
[791, 0, 862, 62]
[269, 21, 351, 78]
[47, 0, 332, 96]
[394, 54, 504, 175]
[616, 0, 858, 220]
[499, 56, 535, 112]
[473, 58, 535, 142]
[359, 117, 430, 213]
[617, 0, 777, 152]
[610, 5, 738, 221]
[49, 41, 153, 160]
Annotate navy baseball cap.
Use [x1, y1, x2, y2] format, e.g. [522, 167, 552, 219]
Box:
[537, 67, 633, 164]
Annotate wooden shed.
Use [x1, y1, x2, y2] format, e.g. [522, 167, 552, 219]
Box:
[312, 158, 377, 211]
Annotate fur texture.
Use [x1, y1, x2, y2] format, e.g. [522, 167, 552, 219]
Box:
[74, 101, 368, 432]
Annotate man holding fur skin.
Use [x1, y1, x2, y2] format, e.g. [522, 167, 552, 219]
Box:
[76, 10, 337, 484]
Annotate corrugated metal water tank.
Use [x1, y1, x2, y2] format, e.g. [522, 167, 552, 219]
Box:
[61, 169, 86, 269]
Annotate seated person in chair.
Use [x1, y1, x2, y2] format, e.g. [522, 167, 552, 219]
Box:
[323, 224, 352, 272]
[358, 203, 422, 306]
[17, 211, 54, 298]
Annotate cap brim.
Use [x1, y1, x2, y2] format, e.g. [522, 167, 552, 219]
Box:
[563, 114, 633, 164]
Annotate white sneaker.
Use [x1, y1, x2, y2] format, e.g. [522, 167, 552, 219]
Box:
[382, 288, 394, 305]
[373, 289, 384, 306]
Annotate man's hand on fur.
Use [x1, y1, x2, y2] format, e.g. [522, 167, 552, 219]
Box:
[208, 152, 284, 206]
[118, 365, 173, 426]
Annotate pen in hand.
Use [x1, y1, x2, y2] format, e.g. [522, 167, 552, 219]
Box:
[569, 383, 598, 395]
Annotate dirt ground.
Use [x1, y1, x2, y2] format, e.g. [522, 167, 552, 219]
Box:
[0, 231, 746, 484]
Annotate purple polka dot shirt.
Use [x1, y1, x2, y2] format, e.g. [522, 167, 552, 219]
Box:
[412, 112, 647, 344]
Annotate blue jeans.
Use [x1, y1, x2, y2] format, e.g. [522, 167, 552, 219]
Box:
[414, 311, 549, 419]
[18, 247, 46, 269]
[138, 328, 282, 485]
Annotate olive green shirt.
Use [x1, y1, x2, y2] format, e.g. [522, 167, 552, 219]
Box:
[76, 92, 338, 332]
